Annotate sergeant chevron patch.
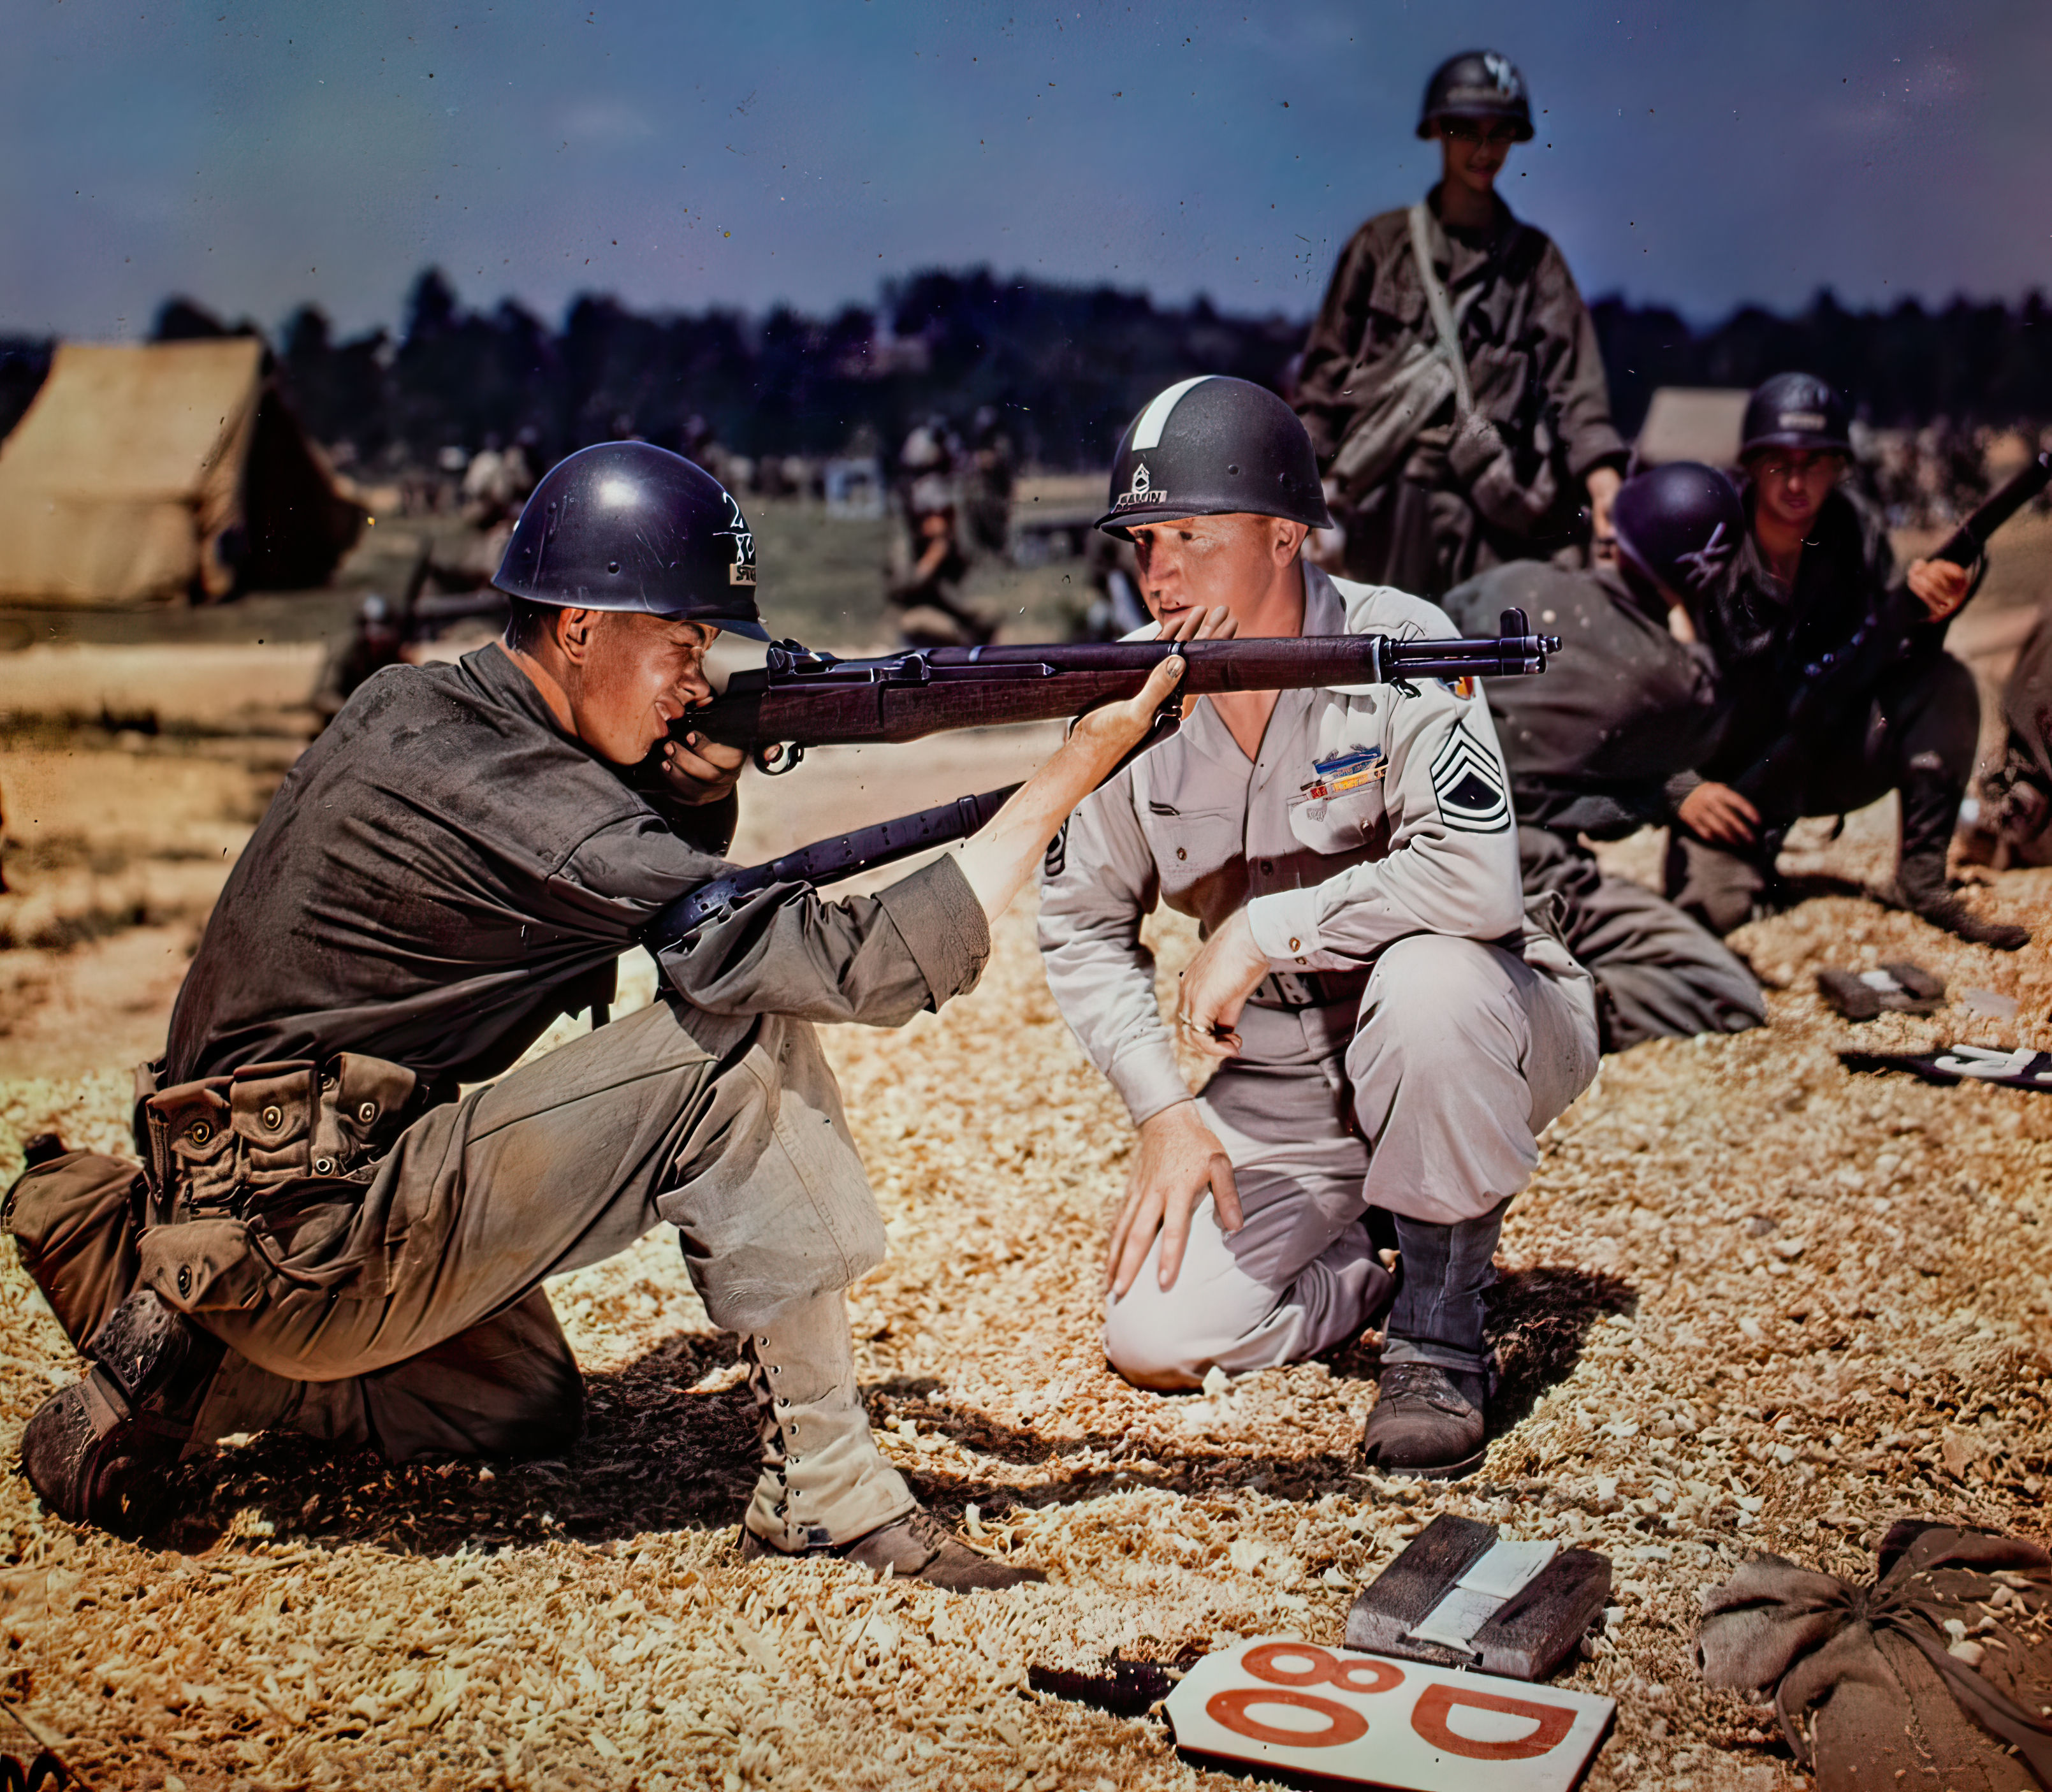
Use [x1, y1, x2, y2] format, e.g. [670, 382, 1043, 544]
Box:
[1430, 725, 1511, 833]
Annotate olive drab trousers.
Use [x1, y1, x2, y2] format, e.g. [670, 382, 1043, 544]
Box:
[4, 996, 916, 1549]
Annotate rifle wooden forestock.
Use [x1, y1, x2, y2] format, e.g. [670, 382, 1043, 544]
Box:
[681, 611, 1557, 768]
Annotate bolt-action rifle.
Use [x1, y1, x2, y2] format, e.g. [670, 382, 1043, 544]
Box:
[669, 609, 1560, 776]
[1734, 451, 2052, 803]
[644, 609, 1560, 945]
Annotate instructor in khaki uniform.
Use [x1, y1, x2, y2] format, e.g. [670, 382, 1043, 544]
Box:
[1039, 377, 1599, 1479]
[11, 441, 1181, 1587]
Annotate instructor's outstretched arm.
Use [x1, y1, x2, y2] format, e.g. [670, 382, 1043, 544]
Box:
[956, 657, 1184, 921]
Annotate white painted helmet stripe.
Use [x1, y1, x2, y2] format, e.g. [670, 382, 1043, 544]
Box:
[1130, 375, 1216, 451]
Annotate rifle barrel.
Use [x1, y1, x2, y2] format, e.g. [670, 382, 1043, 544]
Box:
[684, 614, 1559, 758]
[1933, 450, 2052, 566]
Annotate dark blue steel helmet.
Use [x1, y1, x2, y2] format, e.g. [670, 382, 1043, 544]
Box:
[493, 441, 769, 639]
[1417, 50, 1535, 142]
[1610, 461, 1745, 602]
[1739, 372, 1854, 462]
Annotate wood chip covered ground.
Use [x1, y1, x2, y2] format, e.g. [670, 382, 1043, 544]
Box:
[2, 715, 2050, 1791]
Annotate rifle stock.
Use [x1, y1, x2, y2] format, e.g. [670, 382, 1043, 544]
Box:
[676, 609, 1558, 773]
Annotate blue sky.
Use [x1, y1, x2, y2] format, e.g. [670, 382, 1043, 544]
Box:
[4, 0, 2046, 340]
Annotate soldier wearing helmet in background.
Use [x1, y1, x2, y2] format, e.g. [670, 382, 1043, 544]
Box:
[1664, 372, 2027, 950]
[1295, 50, 1627, 599]
[885, 472, 998, 648]
[1039, 376, 1599, 1481]
[9, 441, 1183, 1586]
[1439, 462, 1766, 1049]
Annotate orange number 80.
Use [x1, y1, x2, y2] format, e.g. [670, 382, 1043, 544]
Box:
[1204, 1644, 1406, 1750]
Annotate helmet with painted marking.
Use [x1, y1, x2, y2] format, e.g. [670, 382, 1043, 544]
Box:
[493, 441, 769, 639]
[1738, 372, 1853, 462]
[1096, 375, 1332, 539]
[1416, 50, 1534, 142]
[1610, 461, 1745, 602]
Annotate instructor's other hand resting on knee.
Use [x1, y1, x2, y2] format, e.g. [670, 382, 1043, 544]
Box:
[1107, 906, 1276, 1295]
[1109, 1100, 1242, 1299]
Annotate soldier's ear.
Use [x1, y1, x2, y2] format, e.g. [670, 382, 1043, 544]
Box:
[554, 607, 600, 664]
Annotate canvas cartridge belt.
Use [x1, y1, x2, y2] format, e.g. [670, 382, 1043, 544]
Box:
[135, 1053, 419, 1226]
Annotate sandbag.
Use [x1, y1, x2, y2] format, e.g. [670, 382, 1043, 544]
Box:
[1697, 1520, 2052, 1791]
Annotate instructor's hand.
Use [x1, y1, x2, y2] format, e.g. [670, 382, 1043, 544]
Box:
[1109, 1101, 1242, 1297]
[957, 655, 1184, 921]
[1066, 654, 1187, 765]
[1906, 557, 1972, 623]
[1677, 779, 1760, 847]
[1175, 907, 1272, 1060]
[659, 730, 747, 806]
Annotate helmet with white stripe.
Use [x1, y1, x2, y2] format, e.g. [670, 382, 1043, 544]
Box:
[1096, 375, 1333, 539]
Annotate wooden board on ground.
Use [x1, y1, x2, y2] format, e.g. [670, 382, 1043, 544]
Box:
[1165, 1635, 1614, 1790]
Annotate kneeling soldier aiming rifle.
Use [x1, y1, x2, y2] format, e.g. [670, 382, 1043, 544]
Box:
[10, 441, 1190, 1589]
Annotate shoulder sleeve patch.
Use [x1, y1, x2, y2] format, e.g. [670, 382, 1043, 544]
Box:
[1430, 722, 1511, 833]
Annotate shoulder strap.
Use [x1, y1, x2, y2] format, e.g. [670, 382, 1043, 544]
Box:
[1408, 202, 1474, 418]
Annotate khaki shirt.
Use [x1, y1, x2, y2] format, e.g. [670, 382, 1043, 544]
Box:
[1038, 565, 1525, 1126]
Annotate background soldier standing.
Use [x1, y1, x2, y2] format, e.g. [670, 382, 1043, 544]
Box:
[1440, 462, 1766, 1048]
[1664, 373, 2028, 950]
[1295, 50, 1626, 597]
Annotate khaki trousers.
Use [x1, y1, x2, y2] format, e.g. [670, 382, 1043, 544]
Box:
[5, 996, 915, 1545]
[1102, 931, 1597, 1390]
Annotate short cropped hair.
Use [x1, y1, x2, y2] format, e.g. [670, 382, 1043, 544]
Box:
[502, 595, 559, 655]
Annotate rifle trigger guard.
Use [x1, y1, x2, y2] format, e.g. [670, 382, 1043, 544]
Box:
[754, 742, 805, 776]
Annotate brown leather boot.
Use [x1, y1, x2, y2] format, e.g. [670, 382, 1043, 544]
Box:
[20, 1289, 222, 1531]
[741, 1507, 1047, 1592]
[1360, 1362, 1488, 1481]
[1895, 769, 2029, 951]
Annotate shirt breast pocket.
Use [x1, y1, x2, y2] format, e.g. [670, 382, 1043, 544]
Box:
[1146, 804, 1243, 895]
[1288, 787, 1388, 858]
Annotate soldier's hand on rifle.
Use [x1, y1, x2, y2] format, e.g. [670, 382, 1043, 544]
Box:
[1677, 780, 1761, 846]
[1906, 557, 1973, 623]
[1158, 604, 1235, 714]
[1110, 1100, 1243, 1297]
[660, 730, 748, 806]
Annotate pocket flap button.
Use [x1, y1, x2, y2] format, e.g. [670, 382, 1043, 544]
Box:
[357, 1101, 379, 1125]
[261, 1104, 285, 1131]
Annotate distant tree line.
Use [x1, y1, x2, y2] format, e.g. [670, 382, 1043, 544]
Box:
[1, 270, 2047, 468]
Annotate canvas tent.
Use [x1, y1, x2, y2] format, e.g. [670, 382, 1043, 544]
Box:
[0, 339, 363, 606]
[1632, 386, 1750, 472]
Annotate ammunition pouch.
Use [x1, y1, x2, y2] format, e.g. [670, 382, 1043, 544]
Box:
[130, 1053, 418, 1315]
[137, 1054, 418, 1224]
